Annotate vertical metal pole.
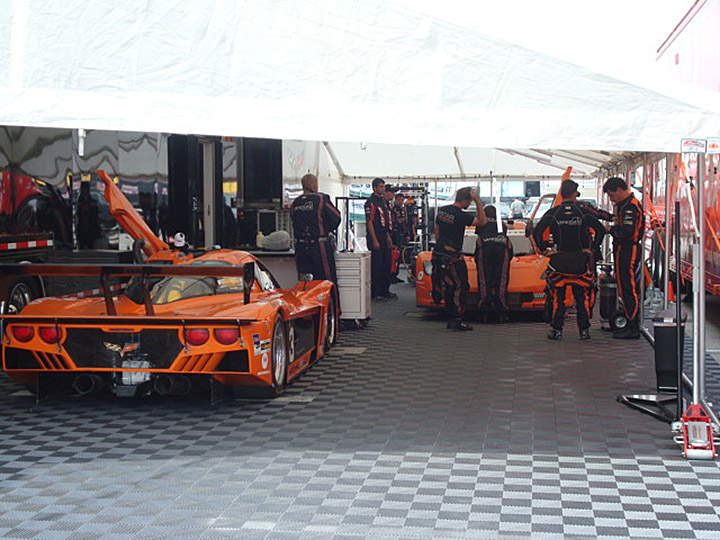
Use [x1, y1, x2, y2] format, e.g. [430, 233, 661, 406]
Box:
[663, 155, 672, 310]
[640, 161, 647, 327]
[693, 153, 706, 404]
[345, 198, 350, 252]
[676, 201, 683, 422]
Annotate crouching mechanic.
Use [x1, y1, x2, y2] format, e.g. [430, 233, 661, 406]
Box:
[533, 180, 605, 340]
[432, 187, 486, 331]
[475, 205, 513, 323]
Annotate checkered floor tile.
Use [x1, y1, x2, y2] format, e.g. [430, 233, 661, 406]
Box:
[1, 283, 720, 539]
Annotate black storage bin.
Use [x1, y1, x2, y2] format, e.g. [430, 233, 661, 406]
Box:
[652, 308, 686, 393]
[599, 278, 617, 320]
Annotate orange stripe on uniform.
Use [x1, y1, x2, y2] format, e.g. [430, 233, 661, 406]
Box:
[627, 244, 639, 320]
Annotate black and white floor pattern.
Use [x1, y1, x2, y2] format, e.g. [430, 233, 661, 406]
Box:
[1, 284, 719, 539]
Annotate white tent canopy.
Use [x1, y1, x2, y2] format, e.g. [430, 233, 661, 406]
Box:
[1, 0, 720, 178]
[327, 143, 636, 183]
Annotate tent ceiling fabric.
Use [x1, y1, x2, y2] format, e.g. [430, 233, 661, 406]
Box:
[328, 142, 628, 182]
[1, 0, 719, 176]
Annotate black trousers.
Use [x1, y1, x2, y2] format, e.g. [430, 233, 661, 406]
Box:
[295, 240, 338, 286]
[546, 271, 595, 331]
[614, 243, 641, 330]
[370, 242, 391, 297]
[431, 250, 468, 320]
[475, 242, 511, 314]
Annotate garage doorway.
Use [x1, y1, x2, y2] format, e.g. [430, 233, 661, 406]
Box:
[167, 135, 223, 248]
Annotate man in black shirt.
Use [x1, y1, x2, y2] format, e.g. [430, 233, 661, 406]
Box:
[432, 186, 486, 331]
[533, 180, 605, 340]
[603, 176, 645, 339]
[365, 178, 396, 300]
[475, 205, 513, 323]
[390, 191, 409, 283]
[291, 174, 342, 286]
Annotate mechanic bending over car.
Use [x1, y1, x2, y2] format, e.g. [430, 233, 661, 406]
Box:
[432, 187, 486, 331]
[291, 173, 342, 288]
[533, 180, 605, 341]
[603, 176, 645, 340]
[474, 205, 513, 324]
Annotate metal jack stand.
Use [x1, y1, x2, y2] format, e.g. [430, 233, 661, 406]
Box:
[619, 202, 684, 424]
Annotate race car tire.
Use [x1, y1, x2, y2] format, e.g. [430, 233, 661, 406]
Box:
[610, 311, 628, 332]
[270, 317, 289, 395]
[323, 290, 338, 353]
[234, 316, 289, 400]
[1, 277, 40, 315]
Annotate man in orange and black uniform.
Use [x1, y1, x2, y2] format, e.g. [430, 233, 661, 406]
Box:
[533, 180, 605, 340]
[365, 178, 396, 300]
[291, 173, 342, 287]
[432, 187, 486, 331]
[475, 205, 513, 323]
[603, 176, 644, 339]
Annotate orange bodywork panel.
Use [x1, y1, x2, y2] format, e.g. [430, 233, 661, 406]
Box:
[415, 250, 552, 311]
[1, 250, 336, 393]
[99, 169, 170, 257]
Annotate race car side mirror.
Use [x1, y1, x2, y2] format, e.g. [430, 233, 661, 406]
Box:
[243, 262, 255, 304]
[298, 273, 314, 282]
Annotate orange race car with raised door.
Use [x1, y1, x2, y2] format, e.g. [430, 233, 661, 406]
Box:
[0, 171, 338, 400]
[415, 225, 552, 311]
[415, 185, 585, 312]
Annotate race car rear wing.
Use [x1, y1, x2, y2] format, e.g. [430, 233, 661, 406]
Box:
[0, 262, 256, 316]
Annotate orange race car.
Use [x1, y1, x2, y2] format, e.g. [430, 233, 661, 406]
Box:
[0, 171, 337, 400]
[415, 227, 552, 311]
[416, 190, 579, 312]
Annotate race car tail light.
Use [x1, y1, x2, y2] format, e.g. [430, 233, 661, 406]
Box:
[184, 328, 209, 346]
[39, 326, 62, 344]
[213, 328, 239, 345]
[11, 326, 34, 343]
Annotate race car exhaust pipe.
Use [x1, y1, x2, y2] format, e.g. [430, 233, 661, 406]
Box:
[153, 374, 192, 396]
[72, 374, 103, 396]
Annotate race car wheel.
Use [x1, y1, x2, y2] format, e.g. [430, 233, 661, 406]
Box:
[270, 317, 288, 395]
[610, 311, 628, 332]
[323, 291, 337, 353]
[3, 278, 39, 315]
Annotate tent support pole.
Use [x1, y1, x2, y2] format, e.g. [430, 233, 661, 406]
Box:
[640, 159, 648, 328]
[663, 154, 672, 310]
[322, 142, 346, 180]
[453, 147, 466, 178]
[693, 153, 706, 405]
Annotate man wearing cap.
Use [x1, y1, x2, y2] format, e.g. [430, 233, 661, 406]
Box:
[432, 187, 486, 331]
[603, 176, 645, 339]
[533, 180, 605, 340]
[291, 173, 342, 287]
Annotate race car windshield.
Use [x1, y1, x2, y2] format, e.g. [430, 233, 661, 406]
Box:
[124, 260, 244, 305]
